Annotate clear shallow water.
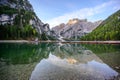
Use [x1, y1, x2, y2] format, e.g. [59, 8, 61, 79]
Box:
[0, 43, 120, 80]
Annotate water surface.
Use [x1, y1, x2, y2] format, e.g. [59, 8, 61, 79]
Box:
[0, 43, 120, 80]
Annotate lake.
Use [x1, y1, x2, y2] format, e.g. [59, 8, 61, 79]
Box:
[0, 42, 120, 80]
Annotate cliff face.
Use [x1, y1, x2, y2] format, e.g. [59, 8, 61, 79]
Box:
[52, 18, 102, 40]
[0, 0, 56, 40]
[0, 0, 33, 11]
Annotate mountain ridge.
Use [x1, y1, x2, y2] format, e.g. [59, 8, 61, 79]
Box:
[81, 10, 120, 40]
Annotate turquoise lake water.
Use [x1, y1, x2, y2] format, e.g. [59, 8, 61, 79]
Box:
[0, 43, 120, 80]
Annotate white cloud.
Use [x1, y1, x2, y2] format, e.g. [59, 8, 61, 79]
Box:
[45, 0, 119, 28]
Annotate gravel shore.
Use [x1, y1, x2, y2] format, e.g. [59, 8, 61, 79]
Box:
[0, 40, 120, 44]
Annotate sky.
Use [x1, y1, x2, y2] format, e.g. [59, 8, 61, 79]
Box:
[29, 0, 120, 28]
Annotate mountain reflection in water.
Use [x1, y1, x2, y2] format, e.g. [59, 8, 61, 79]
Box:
[30, 43, 120, 80]
[0, 43, 120, 80]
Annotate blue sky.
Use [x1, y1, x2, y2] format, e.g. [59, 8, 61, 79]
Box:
[29, 0, 120, 28]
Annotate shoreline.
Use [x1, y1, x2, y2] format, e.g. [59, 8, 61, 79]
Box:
[0, 40, 120, 44]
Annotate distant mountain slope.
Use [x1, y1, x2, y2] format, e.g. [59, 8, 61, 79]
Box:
[52, 18, 102, 40]
[81, 10, 120, 40]
[0, 0, 57, 40]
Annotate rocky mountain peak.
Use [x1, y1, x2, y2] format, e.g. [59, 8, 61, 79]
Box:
[67, 18, 79, 25]
[67, 18, 87, 25]
[52, 18, 102, 40]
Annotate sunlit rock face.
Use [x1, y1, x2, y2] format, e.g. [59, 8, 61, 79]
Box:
[30, 52, 119, 80]
[67, 18, 82, 25]
[52, 18, 102, 39]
